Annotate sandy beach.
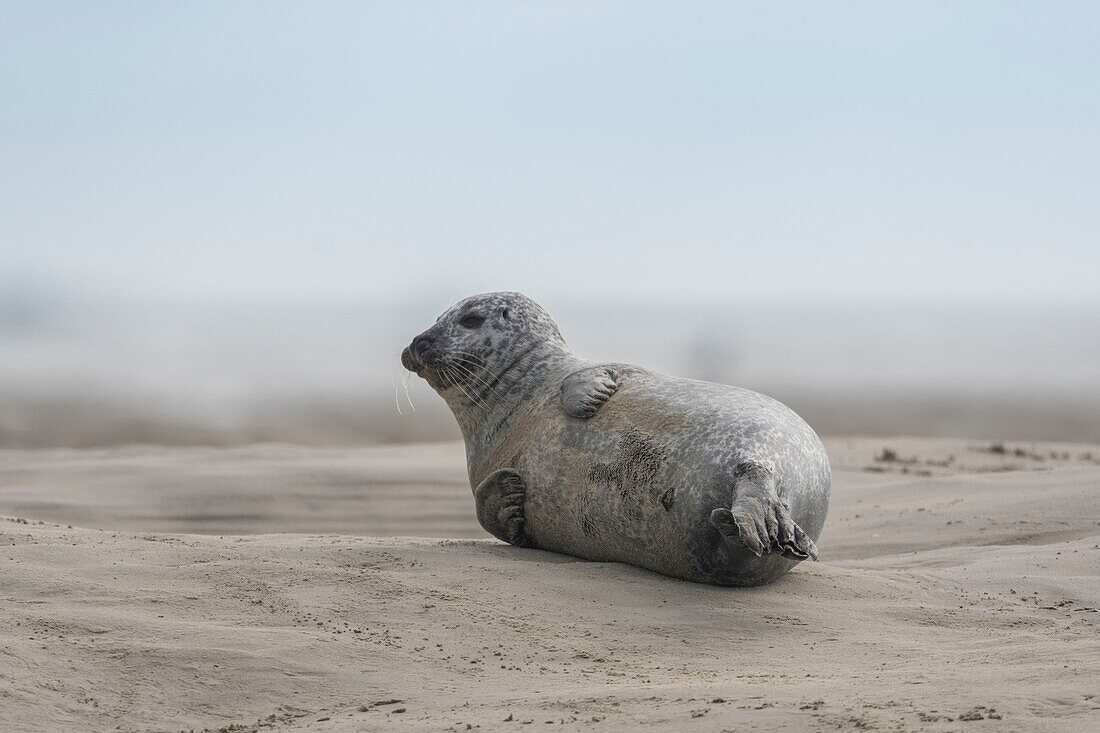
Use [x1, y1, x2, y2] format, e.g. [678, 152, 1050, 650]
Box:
[7, 2, 1100, 730]
[1, 437, 1098, 732]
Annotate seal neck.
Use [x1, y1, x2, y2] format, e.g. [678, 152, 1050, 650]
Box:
[448, 340, 576, 455]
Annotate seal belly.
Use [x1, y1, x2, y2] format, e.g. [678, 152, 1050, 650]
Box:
[515, 373, 830, 583]
[519, 416, 698, 578]
[512, 381, 700, 576]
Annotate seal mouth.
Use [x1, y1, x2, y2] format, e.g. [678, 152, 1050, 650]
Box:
[400, 346, 421, 374]
[401, 344, 450, 389]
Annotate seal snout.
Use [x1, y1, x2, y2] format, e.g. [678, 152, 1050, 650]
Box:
[401, 333, 437, 373]
[400, 345, 418, 372]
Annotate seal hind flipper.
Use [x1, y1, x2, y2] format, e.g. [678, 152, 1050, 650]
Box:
[561, 366, 618, 419]
[710, 462, 819, 561]
[474, 468, 531, 547]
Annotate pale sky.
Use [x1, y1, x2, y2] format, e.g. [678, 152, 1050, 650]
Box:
[3, 1, 1098, 310]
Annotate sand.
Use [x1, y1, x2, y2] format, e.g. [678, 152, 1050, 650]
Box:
[1, 437, 1098, 731]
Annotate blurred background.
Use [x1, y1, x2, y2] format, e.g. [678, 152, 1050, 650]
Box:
[2, 1, 1099, 448]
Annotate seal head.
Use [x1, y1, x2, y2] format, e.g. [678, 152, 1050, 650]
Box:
[401, 292, 571, 433]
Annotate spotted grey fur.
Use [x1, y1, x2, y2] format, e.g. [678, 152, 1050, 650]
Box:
[401, 292, 830, 586]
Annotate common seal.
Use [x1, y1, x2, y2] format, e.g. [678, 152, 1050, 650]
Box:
[401, 292, 830, 586]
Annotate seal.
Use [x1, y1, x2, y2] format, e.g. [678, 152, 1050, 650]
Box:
[401, 292, 830, 586]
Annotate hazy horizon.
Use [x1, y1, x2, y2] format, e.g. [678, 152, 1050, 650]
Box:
[3, 292, 1098, 446]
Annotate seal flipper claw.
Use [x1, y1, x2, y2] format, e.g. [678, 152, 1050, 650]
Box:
[474, 468, 531, 547]
[561, 366, 618, 419]
[710, 462, 819, 562]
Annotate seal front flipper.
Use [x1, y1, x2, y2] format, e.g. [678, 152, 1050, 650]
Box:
[561, 366, 618, 419]
[709, 462, 819, 561]
[474, 468, 531, 547]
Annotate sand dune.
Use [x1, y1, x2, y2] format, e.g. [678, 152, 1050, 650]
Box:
[1, 438, 1098, 731]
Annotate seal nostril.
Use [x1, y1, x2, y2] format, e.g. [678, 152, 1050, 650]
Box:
[411, 334, 434, 359]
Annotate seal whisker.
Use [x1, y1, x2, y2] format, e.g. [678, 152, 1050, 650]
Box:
[446, 359, 507, 399]
[444, 365, 489, 412]
[472, 341, 542, 404]
[455, 372, 491, 412]
[449, 351, 495, 380]
[391, 373, 403, 415]
[401, 368, 416, 411]
[449, 365, 509, 405]
[449, 350, 487, 366]
[443, 354, 500, 391]
[451, 360, 490, 379]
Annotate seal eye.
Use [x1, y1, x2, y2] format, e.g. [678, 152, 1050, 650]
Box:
[459, 314, 485, 329]
[501, 308, 511, 320]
